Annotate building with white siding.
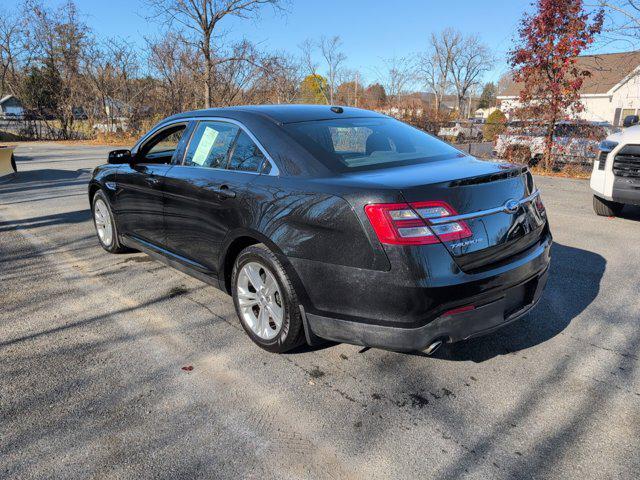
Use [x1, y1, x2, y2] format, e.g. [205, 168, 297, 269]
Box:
[497, 51, 640, 126]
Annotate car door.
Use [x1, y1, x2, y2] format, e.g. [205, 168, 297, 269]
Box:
[115, 122, 191, 246]
[162, 120, 271, 275]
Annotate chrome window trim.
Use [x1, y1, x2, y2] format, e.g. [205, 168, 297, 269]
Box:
[133, 121, 190, 157]
[428, 190, 541, 225]
[175, 116, 280, 176]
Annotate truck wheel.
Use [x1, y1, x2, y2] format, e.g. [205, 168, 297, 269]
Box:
[593, 195, 623, 217]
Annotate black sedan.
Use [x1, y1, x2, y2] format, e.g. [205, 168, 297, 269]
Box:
[89, 105, 551, 354]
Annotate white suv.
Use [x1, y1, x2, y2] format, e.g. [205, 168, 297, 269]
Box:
[591, 116, 640, 216]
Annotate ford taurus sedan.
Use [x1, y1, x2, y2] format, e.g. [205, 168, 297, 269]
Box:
[89, 105, 551, 354]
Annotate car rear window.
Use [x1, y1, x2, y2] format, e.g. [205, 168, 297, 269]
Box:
[283, 117, 461, 172]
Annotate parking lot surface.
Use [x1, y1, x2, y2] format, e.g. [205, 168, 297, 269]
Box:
[1, 144, 639, 479]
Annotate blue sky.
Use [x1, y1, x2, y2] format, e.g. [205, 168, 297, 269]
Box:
[2, 0, 628, 88]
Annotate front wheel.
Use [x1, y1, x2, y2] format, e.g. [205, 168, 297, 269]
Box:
[92, 190, 129, 253]
[593, 195, 623, 217]
[231, 244, 305, 353]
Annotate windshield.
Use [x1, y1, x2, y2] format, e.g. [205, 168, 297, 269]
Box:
[283, 117, 462, 172]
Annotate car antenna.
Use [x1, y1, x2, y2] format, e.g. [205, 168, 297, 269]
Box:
[330, 106, 344, 114]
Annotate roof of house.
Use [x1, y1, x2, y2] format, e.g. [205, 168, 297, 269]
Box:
[0, 94, 19, 105]
[499, 51, 640, 97]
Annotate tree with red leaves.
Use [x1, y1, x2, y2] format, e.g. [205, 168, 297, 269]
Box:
[509, 0, 603, 170]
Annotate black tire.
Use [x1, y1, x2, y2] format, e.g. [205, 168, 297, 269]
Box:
[231, 244, 305, 353]
[91, 189, 130, 253]
[10, 154, 16, 172]
[593, 195, 623, 217]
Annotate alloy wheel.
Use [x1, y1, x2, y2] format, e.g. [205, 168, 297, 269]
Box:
[236, 261, 284, 340]
[94, 198, 113, 247]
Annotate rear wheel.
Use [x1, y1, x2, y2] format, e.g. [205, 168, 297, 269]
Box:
[231, 244, 305, 353]
[92, 190, 129, 253]
[593, 195, 623, 217]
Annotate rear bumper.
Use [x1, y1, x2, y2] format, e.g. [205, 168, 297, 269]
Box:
[305, 266, 548, 351]
[289, 230, 552, 351]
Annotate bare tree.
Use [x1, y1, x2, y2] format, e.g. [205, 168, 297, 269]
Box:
[21, 0, 91, 138]
[375, 55, 416, 103]
[147, 33, 200, 114]
[255, 52, 301, 104]
[593, 1, 640, 44]
[319, 36, 346, 104]
[299, 38, 329, 103]
[419, 28, 462, 114]
[335, 68, 362, 106]
[450, 35, 493, 117]
[0, 8, 28, 96]
[86, 38, 147, 131]
[145, 0, 285, 108]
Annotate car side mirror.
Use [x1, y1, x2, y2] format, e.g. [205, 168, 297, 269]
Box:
[623, 115, 639, 128]
[108, 149, 132, 164]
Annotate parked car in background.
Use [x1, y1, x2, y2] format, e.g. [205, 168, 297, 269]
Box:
[591, 115, 640, 216]
[494, 120, 618, 166]
[89, 105, 551, 355]
[438, 120, 484, 143]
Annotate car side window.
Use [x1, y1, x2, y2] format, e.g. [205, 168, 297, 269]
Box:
[139, 124, 187, 164]
[184, 121, 239, 168]
[227, 131, 267, 172]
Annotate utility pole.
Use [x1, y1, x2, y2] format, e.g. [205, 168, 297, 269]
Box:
[354, 72, 359, 107]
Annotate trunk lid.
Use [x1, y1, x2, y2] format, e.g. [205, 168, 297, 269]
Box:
[346, 156, 547, 272]
[400, 157, 546, 271]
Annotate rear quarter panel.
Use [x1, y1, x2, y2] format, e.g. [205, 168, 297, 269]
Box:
[245, 175, 390, 272]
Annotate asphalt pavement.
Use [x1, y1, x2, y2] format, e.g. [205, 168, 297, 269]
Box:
[1, 143, 639, 479]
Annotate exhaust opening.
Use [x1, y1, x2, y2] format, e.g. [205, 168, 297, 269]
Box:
[424, 338, 445, 356]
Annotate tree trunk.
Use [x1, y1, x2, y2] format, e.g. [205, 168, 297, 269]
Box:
[203, 34, 213, 109]
[543, 120, 555, 171]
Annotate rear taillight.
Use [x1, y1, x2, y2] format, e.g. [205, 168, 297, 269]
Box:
[534, 195, 545, 213]
[364, 201, 472, 245]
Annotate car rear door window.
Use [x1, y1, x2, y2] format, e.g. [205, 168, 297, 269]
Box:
[227, 131, 266, 172]
[184, 121, 239, 168]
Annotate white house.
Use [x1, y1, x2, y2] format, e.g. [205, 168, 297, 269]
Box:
[0, 95, 24, 117]
[497, 51, 640, 126]
[474, 107, 499, 119]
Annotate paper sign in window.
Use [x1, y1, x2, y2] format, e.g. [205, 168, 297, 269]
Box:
[192, 127, 219, 166]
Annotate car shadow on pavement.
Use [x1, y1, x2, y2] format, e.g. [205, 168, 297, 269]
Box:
[431, 241, 606, 363]
[0, 168, 91, 195]
[0, 209, 91, 232]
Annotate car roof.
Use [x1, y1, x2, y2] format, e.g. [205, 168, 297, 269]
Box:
[162, 104, 386, 125]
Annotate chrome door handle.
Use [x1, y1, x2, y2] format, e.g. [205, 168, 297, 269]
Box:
[146, 176, 160, 186]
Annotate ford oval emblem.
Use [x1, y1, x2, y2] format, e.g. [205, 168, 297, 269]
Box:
[504, 199, 520, 214]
